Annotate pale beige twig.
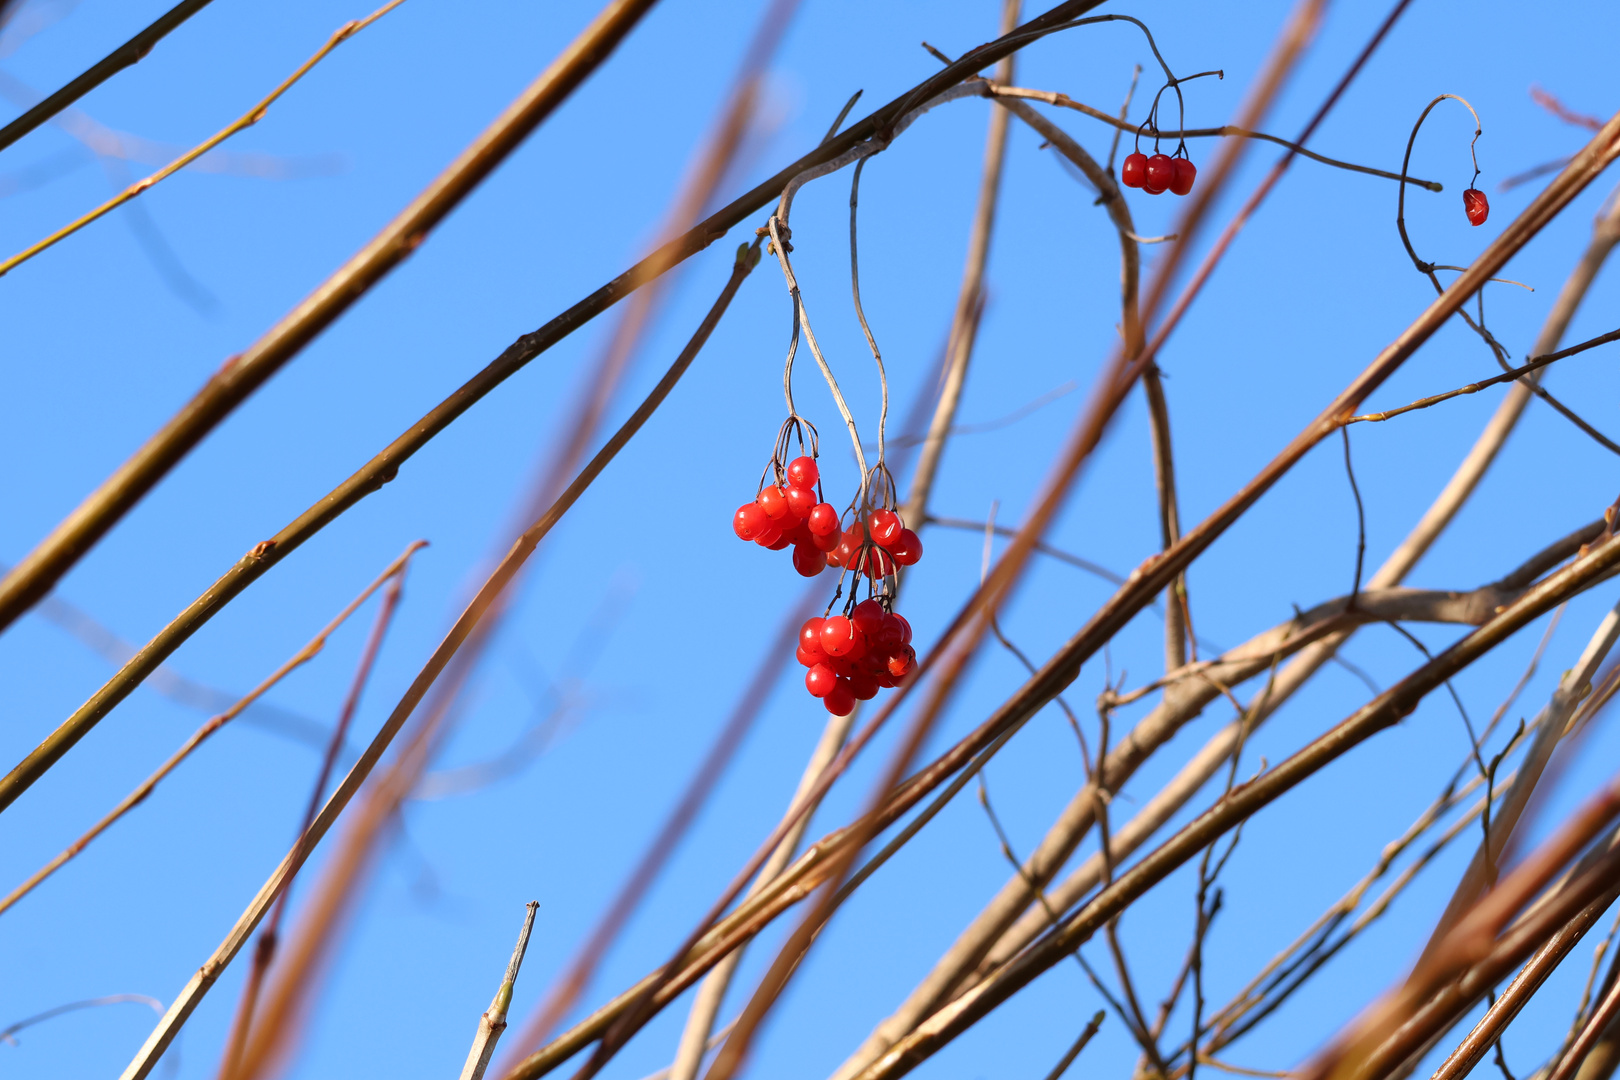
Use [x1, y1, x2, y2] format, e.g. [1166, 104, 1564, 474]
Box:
[460, 903, 541, 1080]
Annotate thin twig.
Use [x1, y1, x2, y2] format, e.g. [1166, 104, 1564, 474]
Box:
[459, 903, 541, 1080]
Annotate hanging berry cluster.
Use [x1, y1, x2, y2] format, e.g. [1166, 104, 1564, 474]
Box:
[796, 598, 915, 716]
[1118, 65, 1215, 198]
[732, 432, 843, 578]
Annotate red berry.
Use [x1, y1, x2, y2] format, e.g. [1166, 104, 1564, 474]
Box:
[812, 527, 841, 553]
[1144, 154, 1173, 194]
[878, 612, 907, 649]
[823, 682, 856, 715]
[807, 503, 840, 538]
[753, 520, 782, 548]
[785, 485, 817, 519]
[764, 530, 792, 551]
[800, 618, 827, 655]
[875, 669, 899, 689]
[792, 543, 827, 577]
[757, 484, 789, 520]
[848, 673, 880, 701]
[829, 655, 857, 678]
[1464, 188, 1489, 227]
[795, 644, 820, 667]
[892, 613, 913, 645]
[868, 509, 902, 547]
[733, 503, 769, 541]
[890, 528, 922, 566]
[805, 662, 839, 698]
[1121, 151, 1148, 189]
[1169, 157, 1197, 196]
[787, 456, 819, 488]
[832, 526, 863, 566]
[888, 646, 916, 679]
[852, 599, 885, 641]
[821, 616, 857, 657]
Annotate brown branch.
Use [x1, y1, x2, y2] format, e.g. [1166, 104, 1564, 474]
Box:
[851, 528, 1620, 1080]
[1347, 327, 1620, 425]
[1044, 1010, 1107, 1080]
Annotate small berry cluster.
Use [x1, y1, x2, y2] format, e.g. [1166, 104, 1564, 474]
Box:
[825, 507, 923, 578]
[1121, 151, 1197, 196]
[797, 598, 917, 715]
[732, 455, 842, 578]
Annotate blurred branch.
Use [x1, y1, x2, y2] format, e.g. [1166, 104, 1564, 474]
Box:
[0, 541, 423, 919]
[1, 993, 163, 1046]
[0, 0, 407, 278]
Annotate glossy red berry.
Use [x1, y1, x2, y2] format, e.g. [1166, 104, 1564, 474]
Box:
[812, 527, 841, 553]
[757, 484, 789, 520]
[805, 662, 839, 698]
[890, 528, 922, 567]
[1121, 151, 1148, 189]
[800, 617, 827, 654]
[753, 520, 782, 547]
[764, 530, 792, 551]
[792, 542, 826, 577]
[877, 612, 906, 649]
[795, 644, 820, 667]
[832, 526, 863, 566]
[868, 509, 902, 547]
[1464, 188, 1489, 227]
[785, 485, 817, 519]
[821, 616, 857, 657]
[1144, 154, 1173, 194]
[786, 456, 819, 488]
[888, 646, 916, 679]
[733, 503, 769, 541]
[807, 503, 840, 537]
[892, 612, 913, 645]
[1169, 156, 1197, 196]
[851, 599, 885, 641]
[823, 682, 856, 715]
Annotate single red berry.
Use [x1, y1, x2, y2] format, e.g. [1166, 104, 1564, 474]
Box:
[892, 613, 913, 645]
[891, 528, 923, 566]
[792, 542, 827, 577]
[860, 648, 891, 675]
[753, 521, 783, 548]
[888, 646, 916, 679]
[795, 644, 820, 667]
[807, 503, 840, 538]
[832, 526, 864, 566]
[844, 621, 869, 661]
[867, 509, 901, 546]
[785, 484, 817, 520]
[848, 673, 880, 701]
[764, 530, 792, 551]
[1121, 151, 1148, 189]
[786, 456, 819, 488]
[821, 616, 857, 657]
[1144, 153, 1173, 194]
[733, 503, 769, 541]
[823, 682, 856, 715]
[878, 612, 907, 649]
[829, 655, 857, 678]
[757, 484, 790, 520]
[812, 527, 841, 553]
[1464, 187, 1489, 227]
[1169, 156, 1197, 196]
[805, 662, 839, 698]
[852, 599, 885, 641]
[800, 617, 826, 654]
[875, 669, 899, 689]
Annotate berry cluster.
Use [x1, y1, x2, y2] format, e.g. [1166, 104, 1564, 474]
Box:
[1121, 151, 1197, 196]
[1463, 186, 1489, 227]
[732, 455, 841, 578]
[825, 507, 923, 578]
[797, 599, 917, 715]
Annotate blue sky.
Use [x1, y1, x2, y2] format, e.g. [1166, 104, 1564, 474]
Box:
[1, 1, 1619, 1078]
